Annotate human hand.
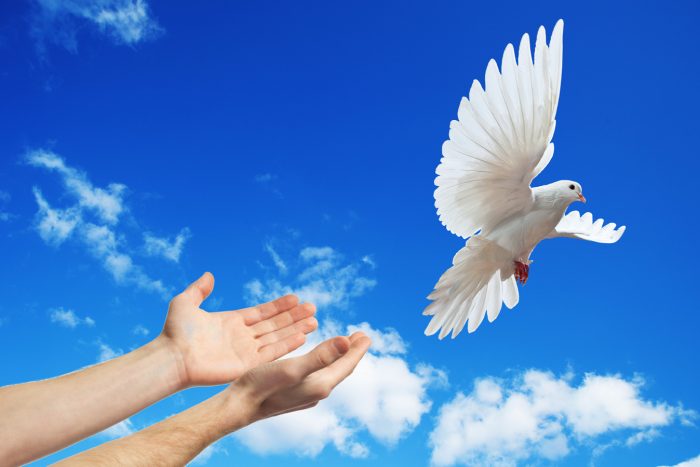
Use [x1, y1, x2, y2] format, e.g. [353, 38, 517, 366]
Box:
[225, 332, 372, 427]
[159, 272, 318, 388]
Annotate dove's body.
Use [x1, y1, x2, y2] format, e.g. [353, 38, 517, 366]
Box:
[486, 185, 570, 267]
[424, 20, 626, 339]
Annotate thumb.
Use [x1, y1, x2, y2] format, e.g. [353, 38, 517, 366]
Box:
[183, 272, 215, 306]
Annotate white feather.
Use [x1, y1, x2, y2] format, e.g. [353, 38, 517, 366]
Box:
[548, 210, 626, 244]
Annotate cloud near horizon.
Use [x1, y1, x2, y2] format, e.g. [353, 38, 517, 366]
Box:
[429, 369, 697, 467]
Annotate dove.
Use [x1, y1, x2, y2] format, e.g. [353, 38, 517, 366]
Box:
[424, 19, 625, 339]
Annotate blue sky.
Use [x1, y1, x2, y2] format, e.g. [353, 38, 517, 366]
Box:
[1, 1, 699, 465]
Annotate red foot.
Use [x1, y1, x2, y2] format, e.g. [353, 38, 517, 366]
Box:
[514, 261, 529, 285]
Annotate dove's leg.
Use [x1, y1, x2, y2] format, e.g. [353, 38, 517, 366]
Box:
[514, 261, 529, 285]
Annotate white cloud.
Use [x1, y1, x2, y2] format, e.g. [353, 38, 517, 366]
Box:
[429, 370, 697, 467]
[80, 223, 169, 296]
[234, 321, 443, 458]
[191, 442, 228, 465]
[97, 341, 123, 362]
[264, 243, 287, 275]
[27, 149, 126, 224]
[361, 254, 376, 269]
[28, 149, 177, 298]
[50, 307, 95, 328]
[131, 324, 150, 337]
[32, 188, 81, 245]
[346, 321, 406, 355]
[245, 245, 376, 309]
[143, 228, 190, 262]
[659, 454, 700, 467]
[31, 0, 162, 54]
[100, 418, 135, 439]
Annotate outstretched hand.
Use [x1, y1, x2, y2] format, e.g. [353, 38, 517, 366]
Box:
[228, 332, 372, 426]
[160, 272, 318, 388]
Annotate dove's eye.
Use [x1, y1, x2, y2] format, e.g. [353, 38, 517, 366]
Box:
[568, 184, 575, 190]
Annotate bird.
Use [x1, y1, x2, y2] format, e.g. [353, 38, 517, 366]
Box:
[424, 19, 626, 339]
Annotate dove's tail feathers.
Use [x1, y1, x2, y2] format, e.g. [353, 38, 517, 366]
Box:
[424, 237, 518, 339]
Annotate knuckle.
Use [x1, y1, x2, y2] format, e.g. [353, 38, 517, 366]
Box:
[281, 366, 301, 384]
[314, 351, 329, 368]
[314, 384, 332, 400]
[169, 293, 186, 308]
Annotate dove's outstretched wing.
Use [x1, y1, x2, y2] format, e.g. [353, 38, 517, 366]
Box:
[547, 211, 626, 243]
[435, 20, 564, 239]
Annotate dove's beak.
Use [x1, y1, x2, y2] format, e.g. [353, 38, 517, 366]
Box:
[578, 193, 587, 203]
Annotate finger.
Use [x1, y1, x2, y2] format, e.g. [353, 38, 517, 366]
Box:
[287, 336, 351, 378]
[239, 294, 299, 325]
[313, 333, 371, 388]
[182, 272, 215, 306]
[257, 317, 318, 347]
[257, 332, 307, 362]
[250, 303, 316, 337]
[259, 336, 362, 411]
[348, 331, 366, 343]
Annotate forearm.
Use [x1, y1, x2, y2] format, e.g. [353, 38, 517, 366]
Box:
[55, 389, 248, 467]
[0, 337, 186, 466]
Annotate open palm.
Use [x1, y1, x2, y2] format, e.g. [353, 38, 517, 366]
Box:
[230, 332, 372, 425]
[161, 273, 317, 387]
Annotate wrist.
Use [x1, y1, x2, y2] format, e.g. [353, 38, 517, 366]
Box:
[148, 335, 190, 392]
[216, 385, 258, 433]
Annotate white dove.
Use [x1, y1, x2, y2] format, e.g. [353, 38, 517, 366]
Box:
[424, 19, 625, 339]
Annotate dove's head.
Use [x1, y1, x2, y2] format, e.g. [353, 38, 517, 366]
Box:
[554, 180, 586, 204]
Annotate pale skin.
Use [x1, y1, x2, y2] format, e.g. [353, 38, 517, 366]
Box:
[0, 272, 319, 466]
[55, 333, 372, 466]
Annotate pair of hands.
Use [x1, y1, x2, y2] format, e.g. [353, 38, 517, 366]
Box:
[159, 273, 371, 427]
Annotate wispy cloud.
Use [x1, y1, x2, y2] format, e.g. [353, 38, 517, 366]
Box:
[0, 190, 13, 222]
[264, 243, 287, 275]
[254, 173, 277, 183]
[143, 228, 190, 263]
[253, 173, 282, 197]
[50, 307, 95, 328]
[96, 341, 123, 362]
[131, 324, 150, 337]
[245, 245, 376, 310]
[27, 149, 182, 298]
[429, 370, 697, 467]
[31, 0, 162, 56]
[27, 149, 126, 224]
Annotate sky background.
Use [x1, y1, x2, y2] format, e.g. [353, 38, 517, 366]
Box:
[1, 1, 699, 466]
